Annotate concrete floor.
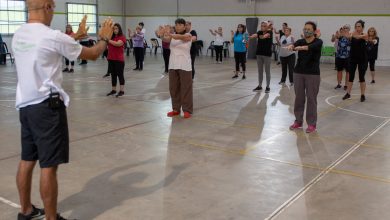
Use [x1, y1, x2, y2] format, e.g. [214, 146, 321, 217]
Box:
[0, 54, 390, 220]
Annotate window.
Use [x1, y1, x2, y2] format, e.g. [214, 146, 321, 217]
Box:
[0, 0, 27, 35]
[67, 3, 97, 35]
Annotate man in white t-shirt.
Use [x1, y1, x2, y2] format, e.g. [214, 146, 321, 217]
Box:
[12, 0, 114, 219]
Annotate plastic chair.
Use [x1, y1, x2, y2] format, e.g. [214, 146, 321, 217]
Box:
[321, 46, 336, 63]
[206, 41, 215, 57]
[0, 42, 14, 64]
[223, 41, 231, 58]
[143, 39, 152, 54]
[195, 40, 203, 56]
[150, 38, 162, 55]
[126, 39, 133, 56]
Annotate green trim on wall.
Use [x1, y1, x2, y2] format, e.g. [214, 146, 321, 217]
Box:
[54, 12, 390, 18]
[54, 11, 122, 17]
[125, 13, 390, 17]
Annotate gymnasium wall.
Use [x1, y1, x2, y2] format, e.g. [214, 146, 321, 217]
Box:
[125, 0, 390, 66]
[2, 0, 124, 50]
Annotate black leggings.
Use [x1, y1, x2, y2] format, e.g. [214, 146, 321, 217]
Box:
[214, 45, 223, 62]
[108, 60, 125, 87]
[134, 47, 145, 69]
[191, 53, 196, 79]
[163, 48, 171, 72]
[234, 52, 246, 72]
[280, 54, 295, 83]
[65, 58, 74, 66]
[349, 61, 367, 83]
[368, 59, 376, 72]
[80, 41, 91, 64]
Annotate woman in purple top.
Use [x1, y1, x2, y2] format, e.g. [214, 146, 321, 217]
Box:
[129, 25, 145, 71]
[156, 25, 174, 74]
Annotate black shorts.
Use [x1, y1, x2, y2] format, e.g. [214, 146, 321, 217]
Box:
[335, 58, 349, 71]
[19, 99, 69, 168]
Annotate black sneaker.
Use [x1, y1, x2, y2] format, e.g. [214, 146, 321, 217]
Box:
[57, 214, 74, 220]
[232, 74, 238, 79]
[106, 90, 116, 96]
[69, 69, 74, 73]
[361, 95, 366, 102]
[242, 75, 246, 79]
[133, 68, 139, 71]
[276, 62, 281, 65]
[371, 80, 375, 84]
[116, 91, 124, 98]
[343, 85, 347, 90]
[265, 87, 270, 93]
[334, 84, 342, 89]
[103, 73, 110, 78]
[342, 93, 351, 100]
[17, 205, 45, 220]
[253, 86, 262, 91]
[62, 68, 69, 73]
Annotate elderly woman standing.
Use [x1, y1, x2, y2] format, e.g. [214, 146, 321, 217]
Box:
[158, 18, 193, 119]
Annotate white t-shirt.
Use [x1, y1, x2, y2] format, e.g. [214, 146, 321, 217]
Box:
[12, 23, 82, 109]
[168, 35, 192, 72]
[279, 35, 296, 57]
[214, 33, 224, 46]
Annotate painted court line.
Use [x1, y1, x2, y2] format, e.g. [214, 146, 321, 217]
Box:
[0, 196, 20, 208]
[265, 118, 390, 220]
[326, 94, 390, 119]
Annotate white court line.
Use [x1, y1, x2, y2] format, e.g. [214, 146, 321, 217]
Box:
[325, 94, 390, 119]
[0, 196, 20, 209]
[265, 118, 390, 220]
[0, 86, 16, 91]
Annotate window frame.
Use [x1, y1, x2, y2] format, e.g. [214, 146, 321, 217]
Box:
[0, 0, 27, 36]
[65, 2, 98, 36]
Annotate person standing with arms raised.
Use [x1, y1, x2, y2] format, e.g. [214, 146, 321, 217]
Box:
[342, 20, 368, 102]
[287, 21, 323, 133]
[158, 19, 193, 119]
[209, 27, 224, 64]
[250, 21, 273, 93]
[231, 24, 248, 79]
[12, 0, 114, 219]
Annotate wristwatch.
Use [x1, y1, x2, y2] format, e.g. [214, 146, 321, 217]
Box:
[100, 37, 109, 44]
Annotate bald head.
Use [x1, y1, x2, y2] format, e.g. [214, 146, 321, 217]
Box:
[27, 0, 53, 10]
[27, 0, 55, 26]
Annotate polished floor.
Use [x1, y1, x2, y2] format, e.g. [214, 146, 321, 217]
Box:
[1, 54, 390, 220]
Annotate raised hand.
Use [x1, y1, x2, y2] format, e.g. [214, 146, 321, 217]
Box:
[74, 15, 89, 40]
[99, 17, 114, 40]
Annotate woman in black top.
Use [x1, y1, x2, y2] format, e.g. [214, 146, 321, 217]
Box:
[185, 21, 198, 79]
[367, 27, 379, 84]
[250, 21, 273, 93]
[287, 21, 323, 133]
[343, 20, 368, 102]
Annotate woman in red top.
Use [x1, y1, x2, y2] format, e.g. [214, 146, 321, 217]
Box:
[106, 23, 127, 97]
[62, 24, 75, 73]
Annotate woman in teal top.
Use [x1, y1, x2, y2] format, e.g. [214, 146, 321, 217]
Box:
[231, 24, 249, 79]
